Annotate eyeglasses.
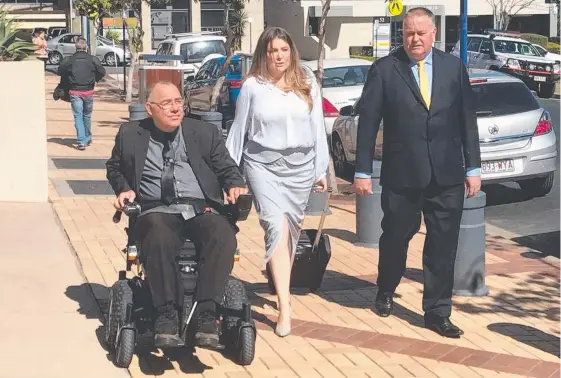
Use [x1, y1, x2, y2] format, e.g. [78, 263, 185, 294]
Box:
[149, 98, 184, 111]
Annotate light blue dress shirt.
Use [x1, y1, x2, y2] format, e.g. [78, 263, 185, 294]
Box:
[354, 50, 480, 179]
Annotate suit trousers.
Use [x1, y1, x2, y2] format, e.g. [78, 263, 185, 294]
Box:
[134, 212, 237, 309]
[377, 176, 465, 317]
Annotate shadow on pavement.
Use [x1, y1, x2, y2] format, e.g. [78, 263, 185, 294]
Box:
[488, 322, 560, 357]
[245, 268, 427, 330]
[455, 271, 560, 323]
[483, 183, 534, 206]
[513, 231, 560, 258]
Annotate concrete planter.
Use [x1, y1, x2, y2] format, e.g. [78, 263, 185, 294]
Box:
[0, 61, 48, 202]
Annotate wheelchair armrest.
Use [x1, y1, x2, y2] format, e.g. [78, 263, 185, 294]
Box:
[224, 194, 253, 222]
[112, 201, 142, 223]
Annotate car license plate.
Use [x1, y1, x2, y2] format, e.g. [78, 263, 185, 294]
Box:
[534, 76, 546, 82]
[481, 159, 515, 174]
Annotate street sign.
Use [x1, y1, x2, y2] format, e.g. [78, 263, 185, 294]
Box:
[388, 0, 403, 16]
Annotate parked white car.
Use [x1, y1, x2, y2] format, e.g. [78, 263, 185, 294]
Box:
[47, 33, 131, 66]
[331, 69, 557, 198]
[302, 58, 372, 134]
[532, 43, 561, 63]
[155, 32, 227, 80]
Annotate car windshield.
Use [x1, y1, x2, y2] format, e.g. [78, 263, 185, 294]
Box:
[180, 40, 226, 63]
[321, 65, 370, 88]
[493, 40, 540, 56]
[229, 60, 242, 75]
[471, 81, 540, 117]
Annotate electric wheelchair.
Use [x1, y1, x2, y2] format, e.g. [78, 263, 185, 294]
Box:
[104, 196, 256, 368]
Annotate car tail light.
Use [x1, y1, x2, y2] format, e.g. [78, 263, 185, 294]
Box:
[534, 111, 552, 136]
[470, 78, 488, 84]
[226, 79, 242, 89]
[322, 98, 339, 117]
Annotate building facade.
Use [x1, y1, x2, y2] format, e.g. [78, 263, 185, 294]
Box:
[263, 0, 559, 60]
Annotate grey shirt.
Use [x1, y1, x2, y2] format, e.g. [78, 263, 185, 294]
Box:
[140, 125, 206, 217]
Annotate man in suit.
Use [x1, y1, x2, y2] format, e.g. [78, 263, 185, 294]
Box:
[353, 7, 481, 338]
[106, 81, 248, 349]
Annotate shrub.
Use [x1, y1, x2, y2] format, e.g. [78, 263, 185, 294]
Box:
[350, 55, 376, 62]
[547, 42, 560, 54]
[0, 7, 36, 61]
[104, 30, 121, 44]
[520, 33, 548, 48]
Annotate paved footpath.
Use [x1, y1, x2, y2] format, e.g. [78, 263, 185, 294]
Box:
[44, 74, 560, 378]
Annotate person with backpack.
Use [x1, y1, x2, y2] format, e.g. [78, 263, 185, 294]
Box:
[58, 37, 106, 150]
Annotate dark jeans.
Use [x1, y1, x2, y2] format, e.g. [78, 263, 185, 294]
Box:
[134, 212, 237, 309]
[377, 176, 465, 317]
[70, 94, 93, 146]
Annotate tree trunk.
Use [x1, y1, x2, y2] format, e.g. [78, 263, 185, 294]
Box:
[316, 0, 338, 195]
[125, 51, 137, 103]
[210, 6, 233, 111]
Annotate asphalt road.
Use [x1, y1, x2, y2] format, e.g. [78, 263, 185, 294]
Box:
[483, 97, 560, 257]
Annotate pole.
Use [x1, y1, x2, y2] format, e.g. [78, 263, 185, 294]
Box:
[375, 28, 378, 59]
[122, 16, 127, 95]
[460, 0, 468, 65]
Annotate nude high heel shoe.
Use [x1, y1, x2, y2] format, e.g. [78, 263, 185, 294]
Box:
[275, 302, 291, 337]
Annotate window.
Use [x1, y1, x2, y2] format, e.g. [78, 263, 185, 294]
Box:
[320, 66, 370, 88]
[228, 60, 242, 75]
[493, 40, 539, 57]
[59, 35, 77, 44]
[467, 38, 482, 52]
[480, 40, 492, 54]
[195, 61, 213, 80]
[533, 44, 547, 57]
[156, 42, 172, 55]
[308, 17, 319, 36]
[179, 40, 226, 62]
[471, 82, 539, 117]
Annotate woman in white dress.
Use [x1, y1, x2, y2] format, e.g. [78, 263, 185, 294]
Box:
[226, 27, 330, 337]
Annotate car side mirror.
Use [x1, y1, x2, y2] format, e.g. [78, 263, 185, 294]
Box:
[339, 105, 353, 117]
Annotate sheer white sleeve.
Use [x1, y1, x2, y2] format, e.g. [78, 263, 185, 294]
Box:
[225, 80, 251, 166]
[309, 73, 330, 181]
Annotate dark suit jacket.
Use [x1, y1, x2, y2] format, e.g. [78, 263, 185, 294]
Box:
[355, 47, 481, 189]
[106, 117, 245, 213]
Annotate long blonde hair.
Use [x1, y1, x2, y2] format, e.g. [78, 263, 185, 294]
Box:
[248, 27, 313, 110]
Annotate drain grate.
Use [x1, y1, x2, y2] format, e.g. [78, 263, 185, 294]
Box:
[66, 180, 114, 195]
[51, 158, 107, 170]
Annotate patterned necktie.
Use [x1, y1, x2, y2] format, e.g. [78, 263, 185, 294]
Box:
[417, 60, 431, 108]
[161, 134, 176, 205]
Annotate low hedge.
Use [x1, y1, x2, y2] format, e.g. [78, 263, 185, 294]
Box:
[547, 42, 560, 54]
[520, 33, 548, 48]
[350, 55, 376, 61]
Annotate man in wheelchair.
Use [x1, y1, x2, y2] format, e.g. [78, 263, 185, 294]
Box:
[106, 80, 248, 350]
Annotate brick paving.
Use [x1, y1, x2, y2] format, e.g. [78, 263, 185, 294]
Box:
[44, 74, 560, 378]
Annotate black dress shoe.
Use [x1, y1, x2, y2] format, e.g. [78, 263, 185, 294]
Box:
[374, 293, 394, 317]
[424, 315, 464, 338]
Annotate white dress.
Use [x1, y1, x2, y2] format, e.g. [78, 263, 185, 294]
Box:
[225, 70, 330, 265]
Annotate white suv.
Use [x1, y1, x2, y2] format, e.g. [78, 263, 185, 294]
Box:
[155, 32, 227, 79]
[451, 32, 560, 98]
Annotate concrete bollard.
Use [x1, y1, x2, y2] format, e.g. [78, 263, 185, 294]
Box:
[453, 191, 489, 296]
[354, 161, 383, 248]
[129, 103, 148, 121]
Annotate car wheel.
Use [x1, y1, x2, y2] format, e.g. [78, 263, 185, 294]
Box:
[331, 134, 348, 177]
[537, 83, 555, 99]
[518, 172, 555, 198]
[49, 51, 62, 65]
[104, 52, 119, 66]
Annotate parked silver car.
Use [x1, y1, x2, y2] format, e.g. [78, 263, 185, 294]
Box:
[331, 69, 557, 198]
[47, 33, 130, 66]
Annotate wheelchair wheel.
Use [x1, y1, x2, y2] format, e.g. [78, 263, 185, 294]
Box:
[115, 328, 135, 368]
[237, 326, 256, 366]
[105, 280, 132, 351]
[221, 277, 256, 366]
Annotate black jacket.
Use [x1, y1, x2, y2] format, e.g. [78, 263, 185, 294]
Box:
[57, 51, 106, 91]
[106, 117, 246, 214]
[355, 47, 481, 189]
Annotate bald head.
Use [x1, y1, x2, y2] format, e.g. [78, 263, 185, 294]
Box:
[145, 80, 184, 132]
